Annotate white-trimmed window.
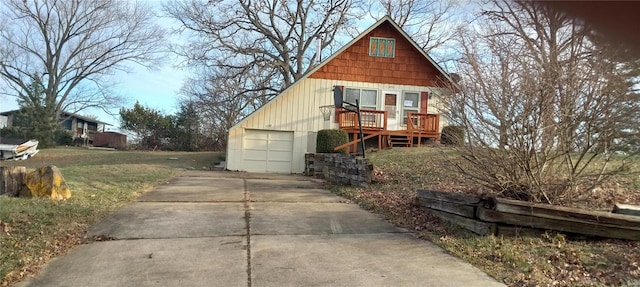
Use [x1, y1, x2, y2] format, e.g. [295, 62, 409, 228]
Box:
[345, 88, 378, 110]
[402, 92, 420, 126]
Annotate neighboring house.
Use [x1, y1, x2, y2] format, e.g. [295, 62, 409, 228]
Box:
[0, 110, 109, 143]
[226, 16, 458, 174]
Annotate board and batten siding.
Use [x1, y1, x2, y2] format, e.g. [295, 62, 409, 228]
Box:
[227, 77, 445, 173]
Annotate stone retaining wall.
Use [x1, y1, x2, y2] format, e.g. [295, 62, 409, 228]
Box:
[305, 153, 373, 187]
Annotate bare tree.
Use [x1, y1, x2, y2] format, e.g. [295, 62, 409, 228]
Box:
[443, 1, 639, 204]
[180, 65, 274, 150]
[0, 0, 165, 122]
[165, 0, 360, 91]
[368, 0, 460, 55]
[165, 0, 361, 149]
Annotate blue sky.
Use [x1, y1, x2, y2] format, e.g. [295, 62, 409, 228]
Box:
[105, 60, 186, 124]
[0, 59, 185, 132]
[0, 1, 472, 130]
[0, 0, 185, 131]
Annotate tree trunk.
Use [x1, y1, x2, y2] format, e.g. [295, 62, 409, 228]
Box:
[0, 166, 27, 197]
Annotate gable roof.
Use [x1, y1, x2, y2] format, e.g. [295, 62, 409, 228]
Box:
[0, 109, 111, 125]
[230, 16, 456, 130]
[305, 16, 457, 85]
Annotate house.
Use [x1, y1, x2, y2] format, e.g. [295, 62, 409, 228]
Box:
[0, 110, 109, 143]
[226, 16, 458, 174]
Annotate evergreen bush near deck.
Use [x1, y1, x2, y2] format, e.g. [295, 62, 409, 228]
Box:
[316, 129, 348, 153]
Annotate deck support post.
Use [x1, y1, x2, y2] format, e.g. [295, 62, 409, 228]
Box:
[342, 99, 366, 158]
[355, 99, 366, 158]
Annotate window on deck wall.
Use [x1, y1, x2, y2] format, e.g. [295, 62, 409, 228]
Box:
[344, 88, 379, 127]
[402, 92, 419, 126]
[344, 88, 378, 110]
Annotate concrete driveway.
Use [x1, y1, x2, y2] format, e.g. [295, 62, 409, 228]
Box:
[20, 171, 504, 287]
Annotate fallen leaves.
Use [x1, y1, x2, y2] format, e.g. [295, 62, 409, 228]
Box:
[0, 220, 11, 237]
[1, 227, 84, 286]
[335, 147, 640, 287]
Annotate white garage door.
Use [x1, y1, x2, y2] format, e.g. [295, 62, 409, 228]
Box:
[243, 129, 294, 173]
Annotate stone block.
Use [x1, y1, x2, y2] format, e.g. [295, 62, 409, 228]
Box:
[314, 153, 373, 187]
[21, 165, 71, 200]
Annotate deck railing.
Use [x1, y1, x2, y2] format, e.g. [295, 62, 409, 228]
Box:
[407, 112, 440, 133]
[337, 110, 441, 153]
[338, 109, 440, 133]
[338, 109, 388, 130]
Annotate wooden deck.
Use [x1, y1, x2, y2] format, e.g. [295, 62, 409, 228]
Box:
[335, 109, 440, 153]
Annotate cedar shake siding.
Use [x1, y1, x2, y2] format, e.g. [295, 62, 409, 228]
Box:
[309, 21, 442, 87]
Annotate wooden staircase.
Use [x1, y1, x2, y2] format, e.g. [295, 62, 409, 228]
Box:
[388, 133, 411, 147]
[333, 131, 387, 153]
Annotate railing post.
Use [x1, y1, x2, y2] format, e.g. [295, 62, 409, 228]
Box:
[383, 111, 388, 130]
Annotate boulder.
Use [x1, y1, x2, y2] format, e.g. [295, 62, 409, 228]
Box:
[20, 165, 71, 200]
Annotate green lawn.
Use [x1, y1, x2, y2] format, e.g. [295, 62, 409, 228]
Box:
[0, 148, 224, 285]
[333, 146, 640, 287]
[3, 146, 638, 286]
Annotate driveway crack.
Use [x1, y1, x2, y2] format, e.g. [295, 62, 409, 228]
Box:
[243, 178, 252, 287]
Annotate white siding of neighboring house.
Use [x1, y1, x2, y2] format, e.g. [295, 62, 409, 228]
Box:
[226, 77, 446, 173]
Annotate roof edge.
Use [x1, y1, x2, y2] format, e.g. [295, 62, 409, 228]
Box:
[0, 109, 111, 125]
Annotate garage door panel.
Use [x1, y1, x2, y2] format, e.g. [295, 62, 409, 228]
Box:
[245, 130, 269, 139]
[244, 160, 268, 173]
[243, 130, 294, 173]
[244, 139, 268, 149]
[267, 151, 292, 161]
[268, 140, 293, 151]
[244, 150, 268, 160]
[269, 132, 293, 140]
[267, 161, 292, 173]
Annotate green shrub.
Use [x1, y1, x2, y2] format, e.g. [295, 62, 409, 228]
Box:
[441, 125, 465, 145]
[73, 137, 87, 146]
[316, 129, 349, 153]
[0, 127, 27, 141]
[54, 129, 73, 146]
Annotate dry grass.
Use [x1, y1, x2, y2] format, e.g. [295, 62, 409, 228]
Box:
[0, 148, 224, 286]
[332, 146, 640, 287]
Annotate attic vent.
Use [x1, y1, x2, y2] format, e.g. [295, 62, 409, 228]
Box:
[369, 37, 395, 58]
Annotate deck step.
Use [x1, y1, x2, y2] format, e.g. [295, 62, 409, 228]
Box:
[389, 134, 411, 147]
